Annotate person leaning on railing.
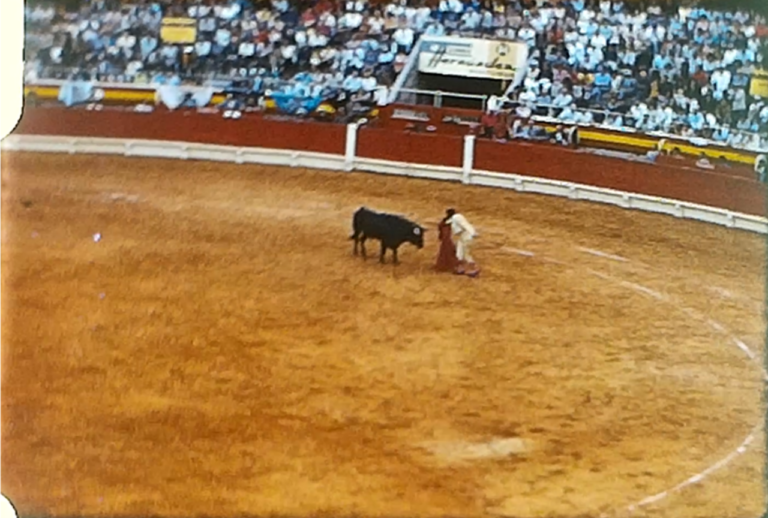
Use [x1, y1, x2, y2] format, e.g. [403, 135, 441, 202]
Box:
[549, 125, 570, 147]
[509, 119, 530, 140]
[756, 155, 767, 184]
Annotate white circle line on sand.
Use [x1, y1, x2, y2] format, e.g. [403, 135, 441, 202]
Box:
[500, 247, 536, 257]
[496, 244, 760, 513]
[599, 254, 763, 319]
[576, 264, 765, 516]
[578, 247, 630, 263]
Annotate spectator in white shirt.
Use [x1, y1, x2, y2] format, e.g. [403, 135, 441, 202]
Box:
[486, 94, 504, 113]
[125, 58, 144, 78]
[367, 12, 385, 35]
[361, 69, 378, 92]
[140, 34, 157, 60]
[239, 40, 255, 58]
[558, 104, 578, 122]
[393, 26, 414, 53]
[711, 68, 732, 95]
[307, 28, 328, 48]
[460, 8, 482, 32]
[215, 27, 232, 48]
[339, 11, 364, 30]
[160, 45, 179, 62]
[374, 85, 389, 106]
[199, 16, 217, 35]
[518, 25, 536, 43]
[281, 43, 297, 63]
[605, 113, 624, 127]
[576, 110, 594, 124]
[553, 91, 573, 108]
[116, 31, 136, 53]
[195, 40, 212, 59]
[519, 89, 538, 104]
[343, 71, 363, 92]
[629, 103, 649, 126]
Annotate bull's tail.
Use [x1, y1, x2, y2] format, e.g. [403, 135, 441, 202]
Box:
[350, 206, 366, 240]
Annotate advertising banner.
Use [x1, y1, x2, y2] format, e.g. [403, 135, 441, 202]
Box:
[749, 69, 768, 98]
[161, 17, 197, 44]
[417, 36, 528, 87]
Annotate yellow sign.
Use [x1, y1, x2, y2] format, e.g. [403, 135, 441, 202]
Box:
[161, 17, 197, 44]
[750, 69, 768, 98]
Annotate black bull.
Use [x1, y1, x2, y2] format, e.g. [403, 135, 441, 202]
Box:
[350, 207, 426, 264]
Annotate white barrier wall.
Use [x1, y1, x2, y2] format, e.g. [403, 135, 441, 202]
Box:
[2, 131, 766, 235]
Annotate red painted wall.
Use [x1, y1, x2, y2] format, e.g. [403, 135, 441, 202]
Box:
[9, 106, 766, 218]
[475, 139, 766, 217]
[12, 107, 346, 155]
[356, 127, 464, 168]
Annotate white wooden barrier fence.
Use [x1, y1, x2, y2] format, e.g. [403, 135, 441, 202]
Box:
[2, 126, 766, 235]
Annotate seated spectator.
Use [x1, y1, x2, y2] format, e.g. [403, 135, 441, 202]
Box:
[592, 68, 612, 91]
[552, 90, 574, 109]
[549, 125, 569, 146]
[515, 102, 533, 119]
[509, 118, 528, 140]
[604, 112, 625, 128]
[712, 124, 731, 143]
[558, 104, 578, 123]
[528, 123, 550, 141]
[574, 109, 594, 125]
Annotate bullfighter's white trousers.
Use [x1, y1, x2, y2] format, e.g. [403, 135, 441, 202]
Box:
[456, 235, 474, 263]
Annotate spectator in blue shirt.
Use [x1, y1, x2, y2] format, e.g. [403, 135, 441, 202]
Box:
[688, 109, 705, 131]
[342, 71, 363, 93]
[593, 69, 612, 90]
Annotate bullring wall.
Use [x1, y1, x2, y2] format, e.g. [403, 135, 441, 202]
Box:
[7, 106, 768, 226]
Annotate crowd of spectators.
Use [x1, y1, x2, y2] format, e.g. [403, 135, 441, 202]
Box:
[23, 0, 404, 108]
[22, 0, 768, 150]
[503, 1, 768, 150]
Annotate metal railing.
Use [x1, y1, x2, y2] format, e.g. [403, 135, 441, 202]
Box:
[23, 67, 768, 154]
[495, 98, 768, 154]
[391, 87, 488, 109]
[386, 88, 768, 153]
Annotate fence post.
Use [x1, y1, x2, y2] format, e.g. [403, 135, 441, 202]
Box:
[344, 122, 359, 172]
[462, 134, 475, 185]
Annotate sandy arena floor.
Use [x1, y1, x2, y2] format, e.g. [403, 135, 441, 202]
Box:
[1, 151, 765, 518]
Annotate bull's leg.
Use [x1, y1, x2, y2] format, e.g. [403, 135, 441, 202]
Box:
[352, 234, 359, 256]
[392, 247, 399, 265]
[360, 236, 368, 259]
[379, 242, 387, 264]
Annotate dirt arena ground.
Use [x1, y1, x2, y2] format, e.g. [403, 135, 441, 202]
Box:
[1, 151, 765, 518]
